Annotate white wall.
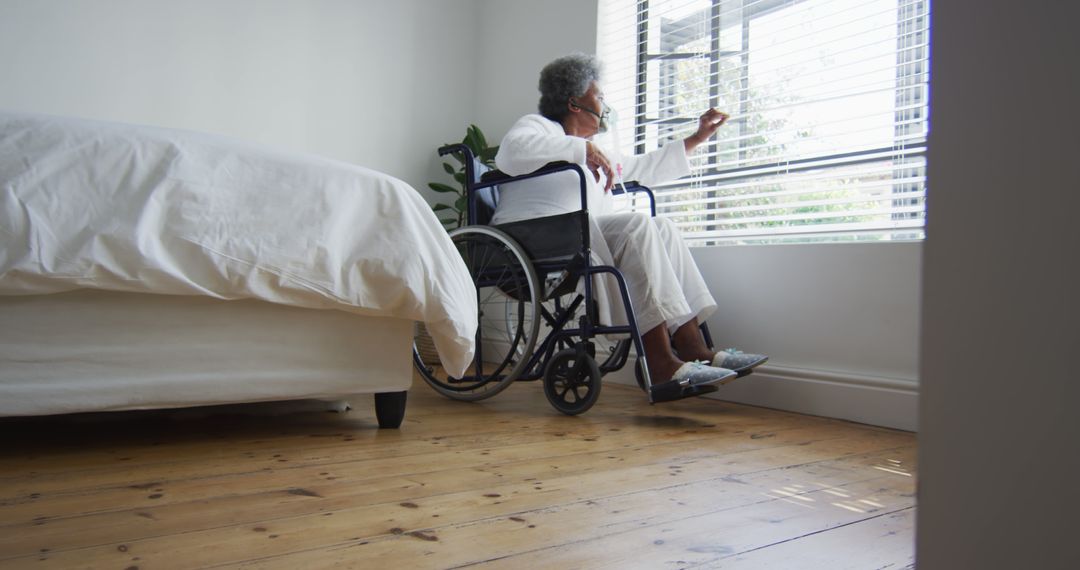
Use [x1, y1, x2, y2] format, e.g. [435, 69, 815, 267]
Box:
[916, 1, 1079, 568]
[472, 0, 598, 140]
[0, 0, 477, 194]
[692, 242, 921, 430]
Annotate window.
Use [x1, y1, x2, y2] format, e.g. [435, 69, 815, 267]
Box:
[598, 0, 931, 245]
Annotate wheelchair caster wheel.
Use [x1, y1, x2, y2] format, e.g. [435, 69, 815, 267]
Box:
[543, 347, 602, 415]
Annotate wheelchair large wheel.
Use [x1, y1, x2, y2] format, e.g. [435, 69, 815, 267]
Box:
[543, 347, 602, 415]
[413, 226, 541, 401]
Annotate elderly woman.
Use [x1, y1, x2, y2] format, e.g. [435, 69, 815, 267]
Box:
[492, 53, 768, 388]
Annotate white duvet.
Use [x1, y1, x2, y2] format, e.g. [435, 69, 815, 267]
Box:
[0, 111, 476, 376]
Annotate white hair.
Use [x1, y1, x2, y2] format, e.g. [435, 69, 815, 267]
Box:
[538, 53, 602, 121]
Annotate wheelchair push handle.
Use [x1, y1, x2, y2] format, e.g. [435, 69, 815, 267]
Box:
[438, 143, 473, 161]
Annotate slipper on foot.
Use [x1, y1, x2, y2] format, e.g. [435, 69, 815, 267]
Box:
[669, 361, 738, 386]
[712, 349, 769, 377]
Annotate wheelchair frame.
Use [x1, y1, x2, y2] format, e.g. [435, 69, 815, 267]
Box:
[413, 143, 719, 414]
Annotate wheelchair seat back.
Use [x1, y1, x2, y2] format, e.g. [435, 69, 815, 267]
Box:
[449, 145, 608, 300]
[494, 210, 586, 265]
[469, 161, 592, 300]
[495, 210, 588, 299]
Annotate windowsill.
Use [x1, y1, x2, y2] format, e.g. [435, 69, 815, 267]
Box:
[689, 238, 925, 249]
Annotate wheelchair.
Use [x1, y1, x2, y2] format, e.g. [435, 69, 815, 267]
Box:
[412, 143, 721, 415]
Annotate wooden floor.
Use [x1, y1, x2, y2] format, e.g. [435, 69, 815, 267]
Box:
[0, 377, 916, 569]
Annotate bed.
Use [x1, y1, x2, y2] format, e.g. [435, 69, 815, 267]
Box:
[0, 111, 477, 427]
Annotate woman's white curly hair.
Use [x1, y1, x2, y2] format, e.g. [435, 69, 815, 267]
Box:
[538, 53, 603, 122]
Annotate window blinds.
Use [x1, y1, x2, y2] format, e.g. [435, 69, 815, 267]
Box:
[598, 0, 931, 245]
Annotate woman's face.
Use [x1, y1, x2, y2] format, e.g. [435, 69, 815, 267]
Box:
[570, 81, 607, 137]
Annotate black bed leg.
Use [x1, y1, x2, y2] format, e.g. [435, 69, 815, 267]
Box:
[374, 390, 407, 429]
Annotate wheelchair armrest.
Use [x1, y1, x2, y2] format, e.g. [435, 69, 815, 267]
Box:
[473, 161, 591, 212]
[610, 181, 657, 217]
[478, 161, 576, 182]
[474, 161, 586, 187]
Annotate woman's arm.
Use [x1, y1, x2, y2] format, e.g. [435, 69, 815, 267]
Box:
[495, 115, 586, 175]
[617, 108, 729, 186]
[496, 114, 615, 191]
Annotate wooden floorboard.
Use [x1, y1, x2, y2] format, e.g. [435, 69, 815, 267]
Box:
[0, 375, 916, 569]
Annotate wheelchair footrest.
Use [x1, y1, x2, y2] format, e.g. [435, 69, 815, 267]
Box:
[649, 380, 720, 403]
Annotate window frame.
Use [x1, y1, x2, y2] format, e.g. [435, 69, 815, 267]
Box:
[611, 0, 930, 246]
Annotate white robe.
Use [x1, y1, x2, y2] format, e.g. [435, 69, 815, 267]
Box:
[492, 114, 716, 333]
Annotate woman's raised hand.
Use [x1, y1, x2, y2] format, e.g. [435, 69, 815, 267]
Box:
[684, 108, 730, 153]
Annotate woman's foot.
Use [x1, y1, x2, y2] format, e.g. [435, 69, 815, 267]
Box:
[643, 322, 735, 387]
[670, 318, 729, 363]
[711, 349, 769, 377]
[670, 361, 738, 385]
[649, 359, 737, 386]
[648, 358, 685, 387]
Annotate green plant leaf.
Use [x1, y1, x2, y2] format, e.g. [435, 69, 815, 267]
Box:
[453, 172, 466, 185]
[463, 126, 482, 156]
[428, 182, 460, 194]
[442, 162, 456, 174]
[470, 124, 489, 151]
[479, 146, 498, 163]
[432, 203, 452, 211]
[464, 125, 477, 151]
[454, 195, 468, 212]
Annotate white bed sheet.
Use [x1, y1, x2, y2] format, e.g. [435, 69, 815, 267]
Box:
[0, 290, 413, 416]
[0, 111, 476, 376]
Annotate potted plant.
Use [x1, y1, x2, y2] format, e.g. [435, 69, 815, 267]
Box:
[415, 124, 499, 366]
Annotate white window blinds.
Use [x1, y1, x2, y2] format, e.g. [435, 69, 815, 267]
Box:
[598, 0, 931, 245]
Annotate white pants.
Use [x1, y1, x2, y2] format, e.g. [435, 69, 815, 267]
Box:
[585, 212, 717, 334]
